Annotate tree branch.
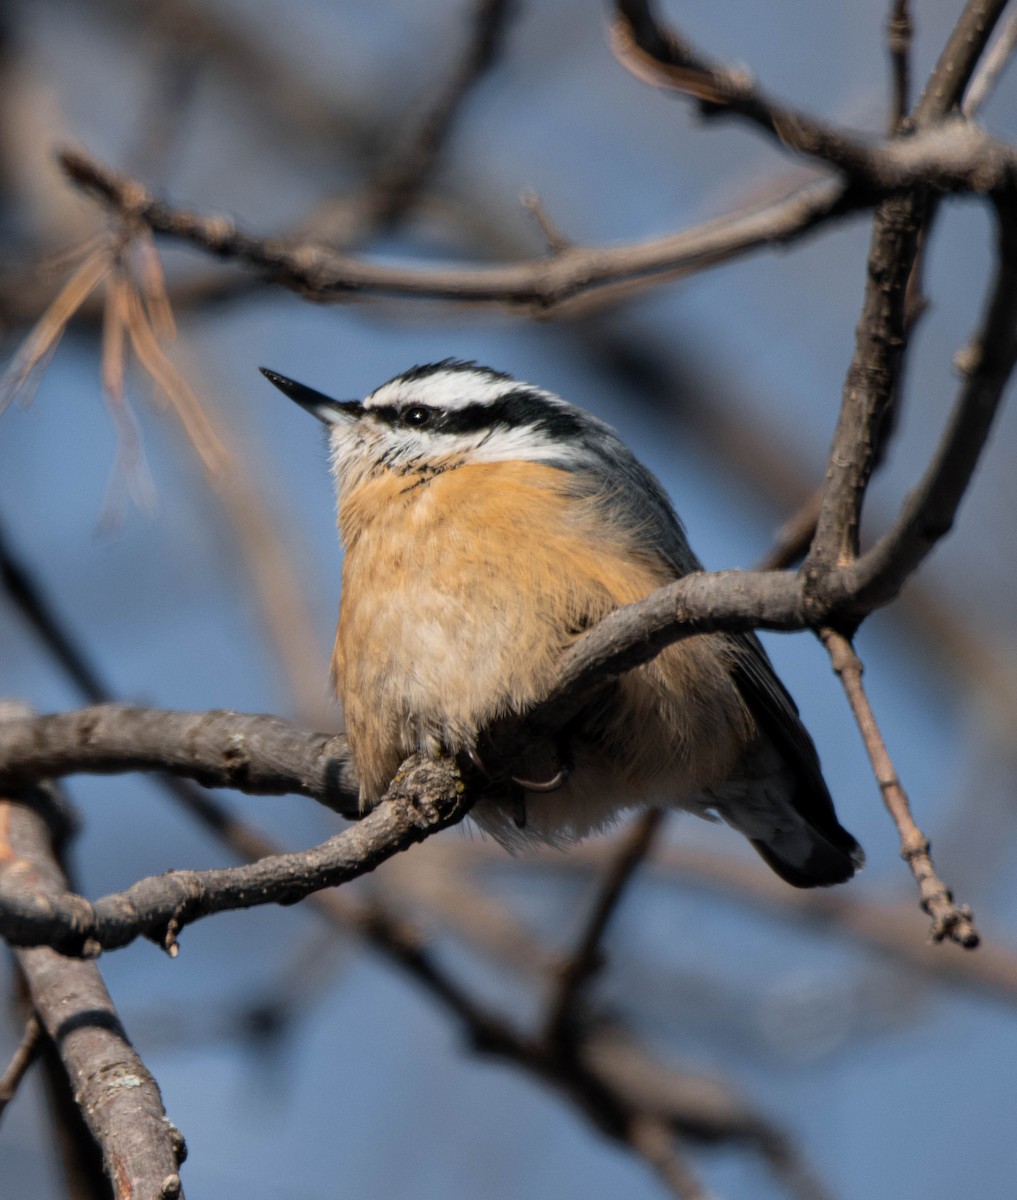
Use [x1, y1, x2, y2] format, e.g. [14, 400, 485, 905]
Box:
[0, 704, 357, 815]
[56, 145, 857, 310]
[55, 130, 1017, 316]
[0, 755, 467, 955]
[914, 0, 1012, 122]
[803, 189, 926, 584]
[839, 196, 1017, 611]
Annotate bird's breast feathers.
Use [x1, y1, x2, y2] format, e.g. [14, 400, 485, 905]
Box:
[334, 459, 750, 806]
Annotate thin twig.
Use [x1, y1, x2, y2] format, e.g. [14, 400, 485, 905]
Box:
[820, 629, 979, 947]
[0, 1014, 42, 1119]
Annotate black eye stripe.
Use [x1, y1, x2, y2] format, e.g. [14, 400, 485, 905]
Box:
[436, 390, 586, 438]
[368, 405, 400, 425]
[365, 388, 586, 439]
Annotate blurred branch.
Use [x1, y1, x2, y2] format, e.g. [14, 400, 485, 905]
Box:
[0, 519, 110, 704]
[820, 629, 979, 946]
[364, 0, 517, 227]
[611, 0, 879, 175]
[0, 1013, 41, 1119]
[886, 0, 913, 133]
[86, 0, 377, 159]
[963, 6, 1017, 116]
[545, 809, 664, 1041]
[626, 1116, 707, 1200]
[656, 846, 1017, 998]
[485, 838, 1017, 1005]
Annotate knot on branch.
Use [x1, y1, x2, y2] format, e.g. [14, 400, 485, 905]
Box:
[387, 755, 470, 830]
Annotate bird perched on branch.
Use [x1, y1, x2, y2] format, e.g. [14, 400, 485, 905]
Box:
[262, 359, 862, 887]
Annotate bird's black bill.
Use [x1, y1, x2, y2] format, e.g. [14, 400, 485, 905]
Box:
[259, 367, 363, 424]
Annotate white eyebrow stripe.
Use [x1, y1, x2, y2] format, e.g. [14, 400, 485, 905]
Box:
[365, 369, 557, 414]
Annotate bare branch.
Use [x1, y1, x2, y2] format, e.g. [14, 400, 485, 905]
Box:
[803, 190, 926, 584]
[0, 705, 357, 814]
[56, 128, 1017, 315]
[57, 145, 858, 310]
[802, 3, 1016, 590]
[820, 629, 979, 946]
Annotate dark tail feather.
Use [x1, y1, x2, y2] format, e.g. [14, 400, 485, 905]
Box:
[750, 824, 864, 888]
[729, 634, 864, 888]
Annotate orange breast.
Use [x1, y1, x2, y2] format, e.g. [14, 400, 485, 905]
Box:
[335, 459, 751, 805]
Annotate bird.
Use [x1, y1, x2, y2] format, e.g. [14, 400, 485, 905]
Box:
[261, 359, 863, 887]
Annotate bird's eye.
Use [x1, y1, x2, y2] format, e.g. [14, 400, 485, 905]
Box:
[403, 406, 432, 428]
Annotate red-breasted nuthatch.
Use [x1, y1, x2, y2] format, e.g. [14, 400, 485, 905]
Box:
[261, 360, 862, 887]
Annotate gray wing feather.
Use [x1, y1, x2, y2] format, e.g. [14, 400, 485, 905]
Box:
[570, 436, 862, 884]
